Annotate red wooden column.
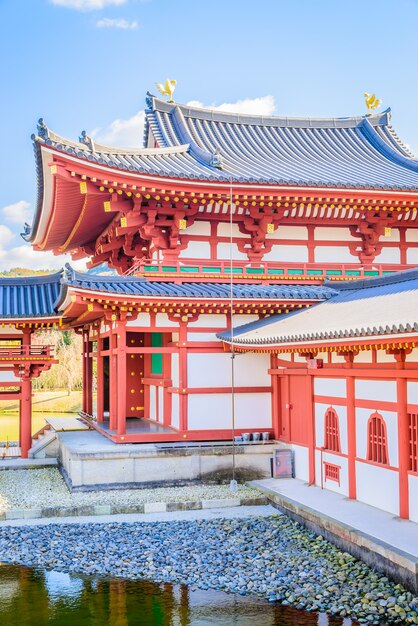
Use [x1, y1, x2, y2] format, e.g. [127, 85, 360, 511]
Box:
[178, 322, 188, 432]
[20, 329, 32, 458]
[20, 375, 32, 459]
[109, 326, 118, 431]
[270, 354, 280, 439]
[116, 321, 127, 436]
[96, 337, 104, 423]
[84, 332, 93, 416]
[346, 374, 357, 500]
[305, 373, 315, 485]
[397, 376, 409, 519]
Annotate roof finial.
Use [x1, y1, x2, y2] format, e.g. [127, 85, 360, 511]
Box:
[156, 79, 177, 103]
[364, 93, 382, 115]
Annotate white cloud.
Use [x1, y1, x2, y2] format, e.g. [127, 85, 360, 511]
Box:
[186, 95, 276, 116]
[2, 200, 31, 225]
[92, 96, 276, 148]
[0, 226, 15, 248]
[96, 17, 138, 29]
[92, 110, 146, 147]
[0, 244, 87, 272]
[50, 0, 127, 10]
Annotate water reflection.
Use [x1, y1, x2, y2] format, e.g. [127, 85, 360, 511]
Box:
[0, 564, 358, 626]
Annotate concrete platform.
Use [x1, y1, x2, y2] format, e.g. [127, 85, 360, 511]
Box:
[251, 477, 418, 593]
[0, 458, 58, 470]
[57, 430, 280, 490]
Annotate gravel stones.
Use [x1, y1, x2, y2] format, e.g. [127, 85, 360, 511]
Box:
[0, 515, 417, 624]
[0, 468, 258, 513]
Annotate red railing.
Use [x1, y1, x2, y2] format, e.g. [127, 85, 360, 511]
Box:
[124, 258, 411, 282]
[0, 345, 53, 360]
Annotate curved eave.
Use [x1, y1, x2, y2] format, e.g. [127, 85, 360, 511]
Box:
[221, 330, 418, 353]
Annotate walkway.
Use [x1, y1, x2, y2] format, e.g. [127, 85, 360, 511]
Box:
[251, 478, 418, 592]
[0, 504, 277, 527]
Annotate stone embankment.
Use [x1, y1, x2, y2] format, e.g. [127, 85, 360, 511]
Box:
[0, 515, 417, 624]
[0, 468, 263, 519]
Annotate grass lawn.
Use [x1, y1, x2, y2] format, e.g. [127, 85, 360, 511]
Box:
[0, 390, 85, 414]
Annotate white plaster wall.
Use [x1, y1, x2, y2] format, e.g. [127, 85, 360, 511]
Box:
[234, 393, 272, 428]
[382, 228, 400, 242]
[331, 354, 346, 364]
[407, 381, 418, 404]
[407, 248, 418, 265]
[0, 371, 19, 382]
[171, 394, 179, 429]
[171, 354, 179, 387]
[126, 314, 150, 328]
[187, 352, 270, 387]
[188, 353, 230, 387]
[217, 243, 249, 260]
[273, 226, 308, 240]
[263, 245, 308, 262]
[314, 377, 347, 398]
[405, 349, 418, 363]
[232, 315, 259, 326]
[376, 350, 396, 364]
[217, 223, 246, 238]
[187, 314, 226, 328]
[356, 462, 399, 515]
[314, 450, 349, 496]
[315, 402, 348, 454]
[354, 351, 373, 363]
[184, 221, 211, 236]
[149, 386, 156, 421]
[355, 380, 396, 402]
[188, 394, 231, 429]
[291, 444, 310, 481]
[406, 229, 418, 242]
[314, 246, 354, 263]
[408, 474, 418, 523]
[155, 314, 181, 328]
[374, 248, 401, 264]
[355, 408, 398, 466]
[158, 387, 164, 422]
[314, 227, 356, 241]
[179, 241, 211, 259]
[186, 332, 219, 342]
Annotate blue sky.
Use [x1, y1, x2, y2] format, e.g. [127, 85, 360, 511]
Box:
[1, 0, 418, 269]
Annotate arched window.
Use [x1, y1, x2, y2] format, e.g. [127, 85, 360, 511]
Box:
[367, 412, 389, 465]
[324, 407, 341, 452]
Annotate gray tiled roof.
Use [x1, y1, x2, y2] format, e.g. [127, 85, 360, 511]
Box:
[219, 268, 418, 346]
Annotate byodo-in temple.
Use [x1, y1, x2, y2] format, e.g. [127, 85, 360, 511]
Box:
[2, 93, 418, 521]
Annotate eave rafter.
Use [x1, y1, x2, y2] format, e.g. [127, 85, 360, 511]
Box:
[35, 147, 418, 273]
[60, 288, 316, 326]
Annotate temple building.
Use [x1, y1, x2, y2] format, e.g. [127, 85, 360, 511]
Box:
[3, 93, 418, 519]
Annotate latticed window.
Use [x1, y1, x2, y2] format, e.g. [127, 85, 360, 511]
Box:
[409, 413, 418, 473]
[324, 407, 341, 452]
[367, 412, 389, 465]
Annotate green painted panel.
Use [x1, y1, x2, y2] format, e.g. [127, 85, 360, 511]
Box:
[224, 267, 243, 274]
[267, 268, 284, 274]
[246, 268, 264, 274]
[144, 266, 158, 271]
[364, 271, 379, 276]
[161, 266, 177, 273]
[288, 269, 304, 275]
[345, 270, 361, 276]
[202, 267, 221, 273]
[326, 270, 342, 276]
[151, 332, 163, 375]
[180, 266, 199, 273]
[307, 270, 323, 275]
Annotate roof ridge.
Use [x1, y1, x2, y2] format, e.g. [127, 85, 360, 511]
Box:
[0, 271, 62, 286]
[149, 95, 392, 129]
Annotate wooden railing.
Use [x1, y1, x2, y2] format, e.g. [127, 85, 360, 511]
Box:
[0, 345, 53, 359]
[124, 258, 411, 282]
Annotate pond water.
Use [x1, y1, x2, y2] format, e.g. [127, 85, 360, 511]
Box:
[0, 564, 359, 626]
[0, 412, 75, 442]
